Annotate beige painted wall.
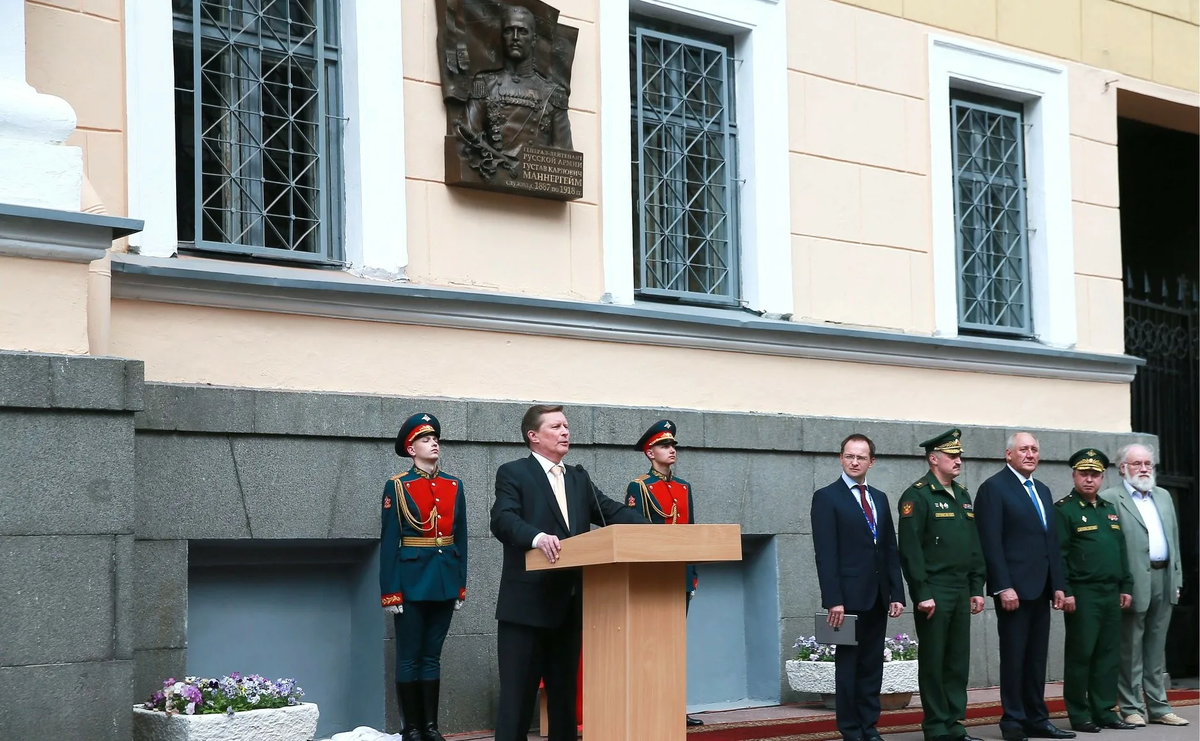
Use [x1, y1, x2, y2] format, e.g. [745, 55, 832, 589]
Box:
[832, 0, 1199, 92]
[24, 0, 127, 219]
[401, 0, 603, 300]
[109, 299, 1133, 432]
[785, 0, 1166, 354]
[0, 256, 90, 354]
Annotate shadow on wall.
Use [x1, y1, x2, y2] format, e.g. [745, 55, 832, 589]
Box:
[687, 535, 780, 710]
[186, 540, 384, 738]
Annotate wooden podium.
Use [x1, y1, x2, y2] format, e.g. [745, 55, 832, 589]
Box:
[526, 524, 742, 740]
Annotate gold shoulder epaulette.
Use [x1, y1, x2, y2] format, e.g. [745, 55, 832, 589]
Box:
[634, 474, 649, 482]
[1056, 494, 1071, 506]
[912, 480, 926, 488]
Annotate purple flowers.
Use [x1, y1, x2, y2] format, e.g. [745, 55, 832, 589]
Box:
[793, 633, 919, 663]
[140, 673, 305, 716]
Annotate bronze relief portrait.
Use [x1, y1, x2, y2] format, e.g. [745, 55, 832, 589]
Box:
[437, 0, 583, 200]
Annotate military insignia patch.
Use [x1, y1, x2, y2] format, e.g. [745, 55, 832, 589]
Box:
[627, 496, 637, 507]
[1108, 514, 1119, 521]
[900, 501, 915, 517]
[383, 496, 392, 509]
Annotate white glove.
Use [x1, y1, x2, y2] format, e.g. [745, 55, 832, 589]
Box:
[454, 599, 464, 611]
[690, 590, 696, 598]
[384, 605, 403, 615]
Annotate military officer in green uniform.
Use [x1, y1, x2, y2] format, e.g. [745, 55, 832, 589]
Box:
[380, 413, 468, 741]
[1055, 449, 1136, 733]
[897, 429, 986, 741]
[625, 419, 703, 728]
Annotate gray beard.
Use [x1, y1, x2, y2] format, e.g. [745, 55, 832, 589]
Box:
[1124, 472, 1156, 492]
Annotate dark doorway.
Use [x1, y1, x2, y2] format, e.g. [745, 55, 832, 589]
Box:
[1117, 113, 1199, 679]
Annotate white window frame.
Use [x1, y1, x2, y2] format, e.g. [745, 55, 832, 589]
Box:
[600, 0, 791, 315]
[123, 0, 407, 276]
[928, 36, 1076, 348]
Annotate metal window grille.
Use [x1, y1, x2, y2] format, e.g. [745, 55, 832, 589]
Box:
[951, 94, 1031, 335]
[631, 21, 739, 304]
[173, 0, 343, 263]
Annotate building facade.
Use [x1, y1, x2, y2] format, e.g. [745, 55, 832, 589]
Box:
[2, 0, 1197, 737]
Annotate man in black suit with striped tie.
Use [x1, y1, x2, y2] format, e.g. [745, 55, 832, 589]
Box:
[974, 432, 1074, 741]
[811, 433, 906, 741]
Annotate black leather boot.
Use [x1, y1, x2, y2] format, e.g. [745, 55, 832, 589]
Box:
[420, 678, 447, 741]
[396, 681, 424, 741]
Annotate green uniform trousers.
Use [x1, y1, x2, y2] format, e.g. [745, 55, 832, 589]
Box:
[1063, 582, 1122, 725]
[914, 582, 972, 740]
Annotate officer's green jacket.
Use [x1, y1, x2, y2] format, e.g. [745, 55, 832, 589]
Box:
[897, 471, 985, 603]
[1054, 490, 1132, 597]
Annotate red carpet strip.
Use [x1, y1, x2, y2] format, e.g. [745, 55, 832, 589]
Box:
[686, 689, 1200, 741]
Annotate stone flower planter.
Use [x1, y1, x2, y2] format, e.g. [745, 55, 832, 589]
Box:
[786, 659, 918, 710]
[132, 703, 320, 741]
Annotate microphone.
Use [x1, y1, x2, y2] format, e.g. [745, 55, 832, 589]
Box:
[573, 463, 607, 528]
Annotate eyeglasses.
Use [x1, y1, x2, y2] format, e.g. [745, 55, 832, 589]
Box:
[841, 454, 871, 463]
[1124, 461, 1154, 470]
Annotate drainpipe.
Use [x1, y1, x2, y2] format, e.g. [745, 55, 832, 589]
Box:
[83, 175, 112, 355]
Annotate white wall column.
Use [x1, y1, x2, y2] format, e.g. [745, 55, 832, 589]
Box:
[0, 0, 82, 211]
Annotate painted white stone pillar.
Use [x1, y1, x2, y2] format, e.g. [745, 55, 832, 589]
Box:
[0, 0, 83, 211]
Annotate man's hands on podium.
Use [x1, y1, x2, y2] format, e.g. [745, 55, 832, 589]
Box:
[533, 533, 562, 564]
[888, 602, 904, 618]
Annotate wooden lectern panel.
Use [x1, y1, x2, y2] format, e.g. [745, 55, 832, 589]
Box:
[583, 562, 688, 741]
[524, 523, 742, 740]
[525, 523, 741, 571]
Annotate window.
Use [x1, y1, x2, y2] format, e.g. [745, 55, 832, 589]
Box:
[951, 93, 1031, 336]
[630, 18, 739, 304]
[927, 37, 1075, 347]
[172, 0, 343, 263]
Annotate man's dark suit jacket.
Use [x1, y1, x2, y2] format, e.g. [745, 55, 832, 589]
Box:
[811, 479, 905, 612]
[974, 467, 1065, 599]
[490, 454, 645, 628]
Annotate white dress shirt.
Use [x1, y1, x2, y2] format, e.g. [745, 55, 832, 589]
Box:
[531, 451, 567, 548]
[841, 471, 877, 541]
[1125, 480, 1169, 561]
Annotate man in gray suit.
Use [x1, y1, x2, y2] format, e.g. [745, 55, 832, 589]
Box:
[1106, 443, 1188, 728]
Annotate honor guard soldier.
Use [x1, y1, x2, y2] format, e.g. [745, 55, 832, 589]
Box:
[897, 429, 986, 741]
[1055, 449, 1136, 733]
[380, 413, 468, 741]
[626, 419, 703, 727]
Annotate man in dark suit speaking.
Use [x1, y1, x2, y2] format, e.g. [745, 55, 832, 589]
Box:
[490, 404, 646, 741]
[811, 433, 905, 741]
[974, 432, 1074, 741]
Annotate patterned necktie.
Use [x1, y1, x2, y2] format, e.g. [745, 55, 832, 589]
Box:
[551, 464, 570, 531]
[1024, 480, 1046, 530]
[858, 484, 876, 531]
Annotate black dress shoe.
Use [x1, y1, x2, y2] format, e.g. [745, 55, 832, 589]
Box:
[1070, 722, 1100, 733]
[1100, 721, 1138, 730]
[1002, 731, 1030, 741]
[1026, 723, 1076, 739]
[863, 732, 883, 741]
[961, 735, 985, 741]
[686, 715, 704, 726]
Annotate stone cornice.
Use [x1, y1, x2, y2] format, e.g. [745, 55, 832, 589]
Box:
[0, 204, 143, 263]
[110, 254, 1142, 384]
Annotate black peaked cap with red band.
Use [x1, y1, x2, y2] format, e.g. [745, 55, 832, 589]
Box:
[395, 412, 440, 456]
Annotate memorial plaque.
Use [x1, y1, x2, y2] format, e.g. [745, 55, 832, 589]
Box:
[436, 0, 583, 202]
[444, 139, 583, 200]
